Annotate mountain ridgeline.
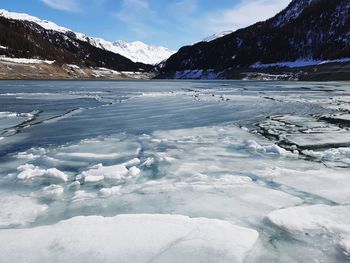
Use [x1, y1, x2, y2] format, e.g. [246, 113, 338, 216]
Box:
[160, 0, 350, 79]
[0, 13, 153, 72]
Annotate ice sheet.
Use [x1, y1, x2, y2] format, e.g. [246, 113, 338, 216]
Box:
[1, 80, 350, 262]
[257, 167, 350, 204]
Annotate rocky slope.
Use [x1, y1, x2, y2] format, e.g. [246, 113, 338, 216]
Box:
[159, 0, 350, 80]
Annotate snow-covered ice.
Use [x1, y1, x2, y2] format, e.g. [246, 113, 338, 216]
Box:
[267, 205, 350, 255]
[0, 195, 48, 228]
[0, 214, 258, 263]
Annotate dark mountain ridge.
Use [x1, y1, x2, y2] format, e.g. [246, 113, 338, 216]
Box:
[160, 0, 350, 79]
[0, 15, 153, 72]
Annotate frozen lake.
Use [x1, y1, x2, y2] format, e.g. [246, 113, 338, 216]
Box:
[0, 80, 349, 262]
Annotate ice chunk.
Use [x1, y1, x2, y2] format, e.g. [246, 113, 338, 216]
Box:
[17, 164, 68, 182]
[303, 147, 350, 165]
[267, 205, 350, 255]
[84, 174, 104, 183]
[340, 236, 350, 256]
[0, 214, 259, 263]
[45, 168, 68, 182]
[17, 164, 45, 179]
[124, 158, 141, 168]
[245, 140, 298, 157]
[127, 166, 140, 178]
[77, 163, 140, 183]
[99, 186, 122, 197]
[285, 132, 350, 149]
[0, 195, 48, 227]
[38, 185, 64, 200]
[142, 157, 155, 167]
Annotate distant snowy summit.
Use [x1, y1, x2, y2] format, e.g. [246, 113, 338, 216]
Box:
[83, 38, 175, 65]
[114, 40, 175, 65]
[0, 9, 174, 65]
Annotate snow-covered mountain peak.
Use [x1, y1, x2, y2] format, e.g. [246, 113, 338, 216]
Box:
[110, 40, 175, 65]
[114, 40, 128, 48]
[0, 9, 71, 34]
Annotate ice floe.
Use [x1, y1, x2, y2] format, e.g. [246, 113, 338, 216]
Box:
[267, 205, 350, 255]
[285, 132, 350, 149]
[257, 167, 350, 204]
[0, 214, 258, 263]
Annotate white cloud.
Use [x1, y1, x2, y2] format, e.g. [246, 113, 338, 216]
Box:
[113, 0, 161, 38]
[41, 0, 80, 12]
[169, 0, 198, 16]
[203, 0, 292, 34]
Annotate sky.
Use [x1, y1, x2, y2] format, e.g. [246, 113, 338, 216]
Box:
[1, 0, 292, 50]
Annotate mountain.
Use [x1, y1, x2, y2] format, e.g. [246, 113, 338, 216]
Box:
[0, 9, 173, 66]
[159, 0, 350, 80]
[84, 38, 175, 65]
[0, 9, 165, 77]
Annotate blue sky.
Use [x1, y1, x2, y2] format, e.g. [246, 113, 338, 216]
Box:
[1, 0, 291, 50]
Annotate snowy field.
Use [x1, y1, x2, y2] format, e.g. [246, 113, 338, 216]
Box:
[0, 80, 349, 262]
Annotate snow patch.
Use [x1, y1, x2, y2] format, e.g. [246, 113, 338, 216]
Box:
[0, 56, 55, 64]
[251, 58, 350, 69]
[174, 69, 222, 80]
